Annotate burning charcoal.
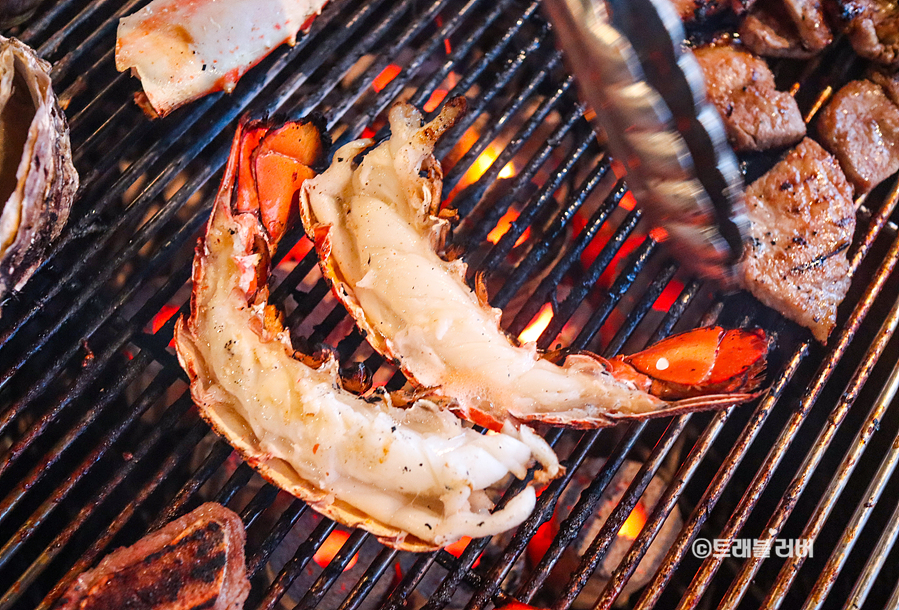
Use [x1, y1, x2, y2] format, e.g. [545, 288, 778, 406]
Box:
[532, 459, 683, 607]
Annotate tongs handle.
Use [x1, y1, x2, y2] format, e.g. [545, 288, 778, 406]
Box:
[541, 0, 748, 285]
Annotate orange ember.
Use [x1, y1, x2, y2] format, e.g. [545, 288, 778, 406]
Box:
[444, 536, 481, 567]
[653, 278, 685, 312]
[372, 64, 401, 92]
[463, 141, 516, 187]
[649, 227, 668, 242]
[619, 191, 637, 211]
[618, 503, 647, 540]
[518, 303, 553, 344]
[150, 304, 180, 336]
[313, 530, 358, 571]
[486, 208, 531, 246]
[424, 88, 449, 113]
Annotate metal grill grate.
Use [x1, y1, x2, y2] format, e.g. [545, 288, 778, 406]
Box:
[0, 1, 899, 609]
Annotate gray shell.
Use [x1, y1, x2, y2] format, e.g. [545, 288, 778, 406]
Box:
[0, 36, 78, 300]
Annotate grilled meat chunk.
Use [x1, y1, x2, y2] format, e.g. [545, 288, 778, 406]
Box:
[695, 45, 805, 151]
[817, 77, 899, 193]
[740, 0, 833, 58]
[53, 503, 249, 610]
[832, 0, 899, 65]
[742, 138, 854, 343]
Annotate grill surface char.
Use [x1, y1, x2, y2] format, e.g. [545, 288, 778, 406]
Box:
[0, 1, 898, 610]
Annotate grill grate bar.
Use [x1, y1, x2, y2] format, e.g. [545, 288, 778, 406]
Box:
[67, 71, 129, 131]
[322, 0, 460, 130]
[555, 417, 692, 610]
[338, 546, 401, 610]
[633, 343, 809, 610]
[796, 352, 899, 609]
[433, 27, 547, 163]
[241, 485, 281, 531]
[18, 0, 87, 46]
[149, 440, 235, 531]
[596, 384, 742, 604]
[0, 203, 200, 457]
[839, 499, 899, 610]
[257, 518, 338, 610]
[7, 404, 201, 610]
[298, 530, 371, 610]
[569, 220, 654, 352]
[339, 0, 519, 147]
[447, 76, 576, 213]
[503, 167, 615, 331]
[247, 499, 309, 579]
[0, 354, 173, 553]
[480, 132, 596, 271]
[674, 233, 899, 610]
[46, 0, 144, 77]
[464, 430, 608, 610]
[383, 553, 439, 610]
[0, 0, 359, 354]
[213, 464, 257, 507]
[518, 424, 644, 602]
[422, 429, 566, 610]
[720, 263, 899, 608]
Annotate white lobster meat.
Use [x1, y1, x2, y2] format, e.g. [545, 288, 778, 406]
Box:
[300, 99, 766, 430]
[175, 116, 559, 551]
[116, 0, 328, 117]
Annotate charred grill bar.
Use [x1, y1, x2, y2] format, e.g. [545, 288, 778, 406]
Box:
[0, 0, 898, 609]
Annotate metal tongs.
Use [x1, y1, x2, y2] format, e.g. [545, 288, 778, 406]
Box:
[541, 0, 748, 285]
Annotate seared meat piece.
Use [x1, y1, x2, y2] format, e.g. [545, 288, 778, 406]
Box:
[817, 77, 899, 193]
[53, 503, 249, 610]
[742, 138, 854, 343]
[832, 0, 899, 65]
[695, 45, 806, 151]
[740, 0, 833, 58]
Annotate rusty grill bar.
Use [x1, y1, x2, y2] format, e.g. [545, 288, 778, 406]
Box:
[0, 0, 898, 609]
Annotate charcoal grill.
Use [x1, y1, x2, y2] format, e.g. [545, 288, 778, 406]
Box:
[1, 1, 899, 609]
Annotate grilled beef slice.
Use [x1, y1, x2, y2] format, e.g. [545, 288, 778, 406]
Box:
[742, 138, 854, 343]
[740, 0, 833, 58]
[831, 0, 899, 65]
[695, 45, 805, 151]
[817, 76, 899, 193]
[53, 503, 249, 610]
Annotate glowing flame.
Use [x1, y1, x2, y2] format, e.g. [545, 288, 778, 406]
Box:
[313, 530, 358, 571]
[372, 64, 401, 92]
[518, 303, 553, 344]
[618, 503, 647, 540]
[463, 142, 516, 187]
[486, 208, 531, 246]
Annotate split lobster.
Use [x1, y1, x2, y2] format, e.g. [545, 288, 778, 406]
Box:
[299, 99, 769, 431]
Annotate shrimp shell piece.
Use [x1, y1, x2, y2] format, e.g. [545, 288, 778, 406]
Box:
[175, 117, 560, 551]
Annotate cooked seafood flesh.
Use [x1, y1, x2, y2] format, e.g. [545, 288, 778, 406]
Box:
[0, 36, 78, 301]
[54, 503, 249, 610]
[300, 100, 767, 431]
[817, 76, 899, 194]
[741, 138, 855, 343]
[175, 116, 560, 551]
[694, 45, 805, 151]
[116, 0, 329, 118]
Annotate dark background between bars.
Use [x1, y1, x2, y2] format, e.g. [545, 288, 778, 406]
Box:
[1, 0, 899, 609]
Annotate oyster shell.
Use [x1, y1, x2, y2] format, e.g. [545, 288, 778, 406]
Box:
[0, 36, 78, 301]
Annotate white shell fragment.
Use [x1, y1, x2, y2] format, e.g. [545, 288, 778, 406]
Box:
[115, 0, 329, 118]
[0, 36, 78, 300]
